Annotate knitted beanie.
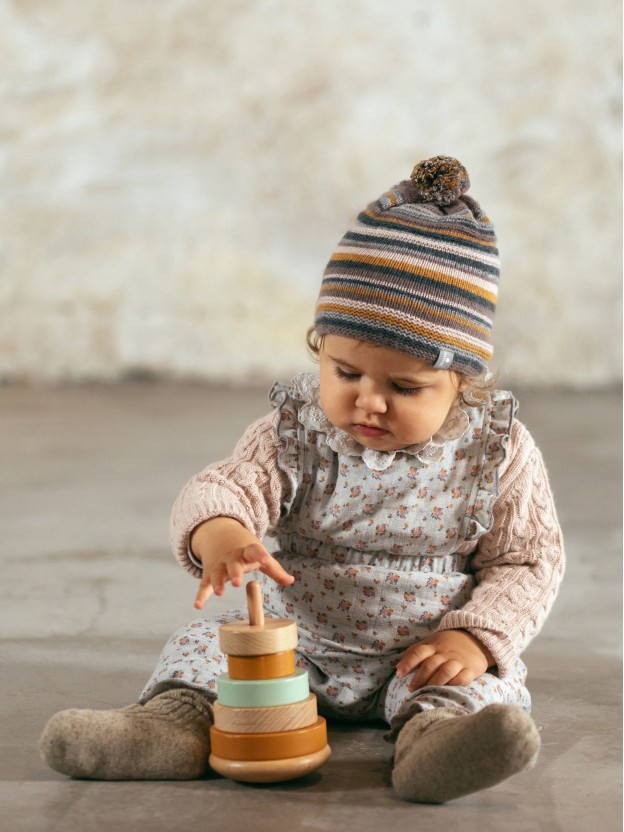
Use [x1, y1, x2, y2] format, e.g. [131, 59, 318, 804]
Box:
[314, 156, 500, 377]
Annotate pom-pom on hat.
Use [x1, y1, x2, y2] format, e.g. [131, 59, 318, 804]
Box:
[314, 155, 500, 376]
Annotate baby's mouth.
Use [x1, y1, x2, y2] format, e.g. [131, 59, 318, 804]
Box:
[352, 424, 390, 438]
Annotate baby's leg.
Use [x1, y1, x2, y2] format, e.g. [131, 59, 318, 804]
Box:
[40, 613, 243, 780]
[384, 657, 532, 732]
[383, 660, 540, 803]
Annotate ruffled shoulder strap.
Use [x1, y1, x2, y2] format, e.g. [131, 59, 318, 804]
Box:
[269, 372, 319, 412]
[268, 373, 320, 512]
[463, 389, 517, 540]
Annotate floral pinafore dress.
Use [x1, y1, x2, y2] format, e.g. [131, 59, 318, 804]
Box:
[141, 373, 531, 728]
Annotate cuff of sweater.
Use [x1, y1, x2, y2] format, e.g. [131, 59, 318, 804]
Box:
[187, 547, 203, 572]
[437, 611, 518, 678]
[171, 510, 260, 578]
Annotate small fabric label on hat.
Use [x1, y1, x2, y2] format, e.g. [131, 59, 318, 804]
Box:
[433, 349, 454, 370]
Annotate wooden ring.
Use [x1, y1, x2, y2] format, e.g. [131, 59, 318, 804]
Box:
[213, 693, 318, 733]
[216, 668, 309, 708]
[219, 619, 298, 656]
[209, 744, 331, 783]
[209, 717, 327, 761]
[227, 650, 296, 680]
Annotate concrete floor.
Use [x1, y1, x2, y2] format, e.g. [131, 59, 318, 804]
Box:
[1, 382, 621, 832]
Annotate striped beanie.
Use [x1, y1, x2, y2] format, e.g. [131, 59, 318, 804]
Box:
[314, 156, 500, 377]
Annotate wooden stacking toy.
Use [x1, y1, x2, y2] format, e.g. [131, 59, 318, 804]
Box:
[209, 580, 331, 783]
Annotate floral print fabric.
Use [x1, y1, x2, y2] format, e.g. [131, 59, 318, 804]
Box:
[141, 374, 531, 723]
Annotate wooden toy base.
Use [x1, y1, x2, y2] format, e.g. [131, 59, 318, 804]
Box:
[209, 744, 331, 783]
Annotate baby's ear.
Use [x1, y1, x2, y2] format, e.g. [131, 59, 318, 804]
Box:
[306, 326, 323, 360]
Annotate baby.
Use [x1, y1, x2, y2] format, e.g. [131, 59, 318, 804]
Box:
[40, 155, 564, 803]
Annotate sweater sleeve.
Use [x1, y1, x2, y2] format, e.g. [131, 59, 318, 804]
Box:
[437, 421, 565, 676]
[169, 410, 295, 578]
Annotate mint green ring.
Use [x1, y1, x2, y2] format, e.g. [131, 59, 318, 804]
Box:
[216, 669, 309, 708]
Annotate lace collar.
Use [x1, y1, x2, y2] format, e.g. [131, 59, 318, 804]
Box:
[292, 372, 470, 472]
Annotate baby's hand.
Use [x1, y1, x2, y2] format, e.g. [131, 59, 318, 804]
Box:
[190, 517, 295, 609]
[395, 630, 494, 690]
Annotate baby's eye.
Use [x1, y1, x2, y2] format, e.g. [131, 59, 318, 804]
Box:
[392, 383, 423, 396]
[335, 367, 360, 381]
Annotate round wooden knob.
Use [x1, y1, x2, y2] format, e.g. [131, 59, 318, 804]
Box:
[210, 717, 328, 762]
[216, 668, 309, 708]
[227, 650, 296, 680]
[209, 744, 331, 783]
[213, 692, 318, 734]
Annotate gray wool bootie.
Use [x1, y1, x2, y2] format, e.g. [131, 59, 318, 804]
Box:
[39, 687, 214, 780]
[392, 704, 541, 804]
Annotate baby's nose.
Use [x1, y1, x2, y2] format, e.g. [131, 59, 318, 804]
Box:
[355, 384, 388, 414]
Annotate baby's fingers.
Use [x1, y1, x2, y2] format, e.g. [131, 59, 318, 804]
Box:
[226, 558, 247, 588]
[396, 643, 435, 680]
[240, 542, 271, 566]
[194, 579, 214, 610]
[255, 551, 295, 587]
[207, 562, 230, 597]
[410, 658, 463, 690]
[447, 667, 480, 687]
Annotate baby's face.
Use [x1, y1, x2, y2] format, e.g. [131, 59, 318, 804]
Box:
[319, 335, 460, 452]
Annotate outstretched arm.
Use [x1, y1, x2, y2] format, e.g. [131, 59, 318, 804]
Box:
[170, 409, 296, 579]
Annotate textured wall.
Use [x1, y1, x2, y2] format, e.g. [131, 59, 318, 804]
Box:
[2, 0, 621, 386]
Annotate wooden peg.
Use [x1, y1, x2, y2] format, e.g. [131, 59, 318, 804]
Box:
[246, 580, 264, 627]
[218, 578, 298, 656]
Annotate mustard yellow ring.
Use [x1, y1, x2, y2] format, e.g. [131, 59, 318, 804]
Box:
[209, 717, 328, 761]
[227, 650, 296, 680]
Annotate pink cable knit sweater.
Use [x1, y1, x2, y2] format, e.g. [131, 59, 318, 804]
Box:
[170, 410, 564, 676]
